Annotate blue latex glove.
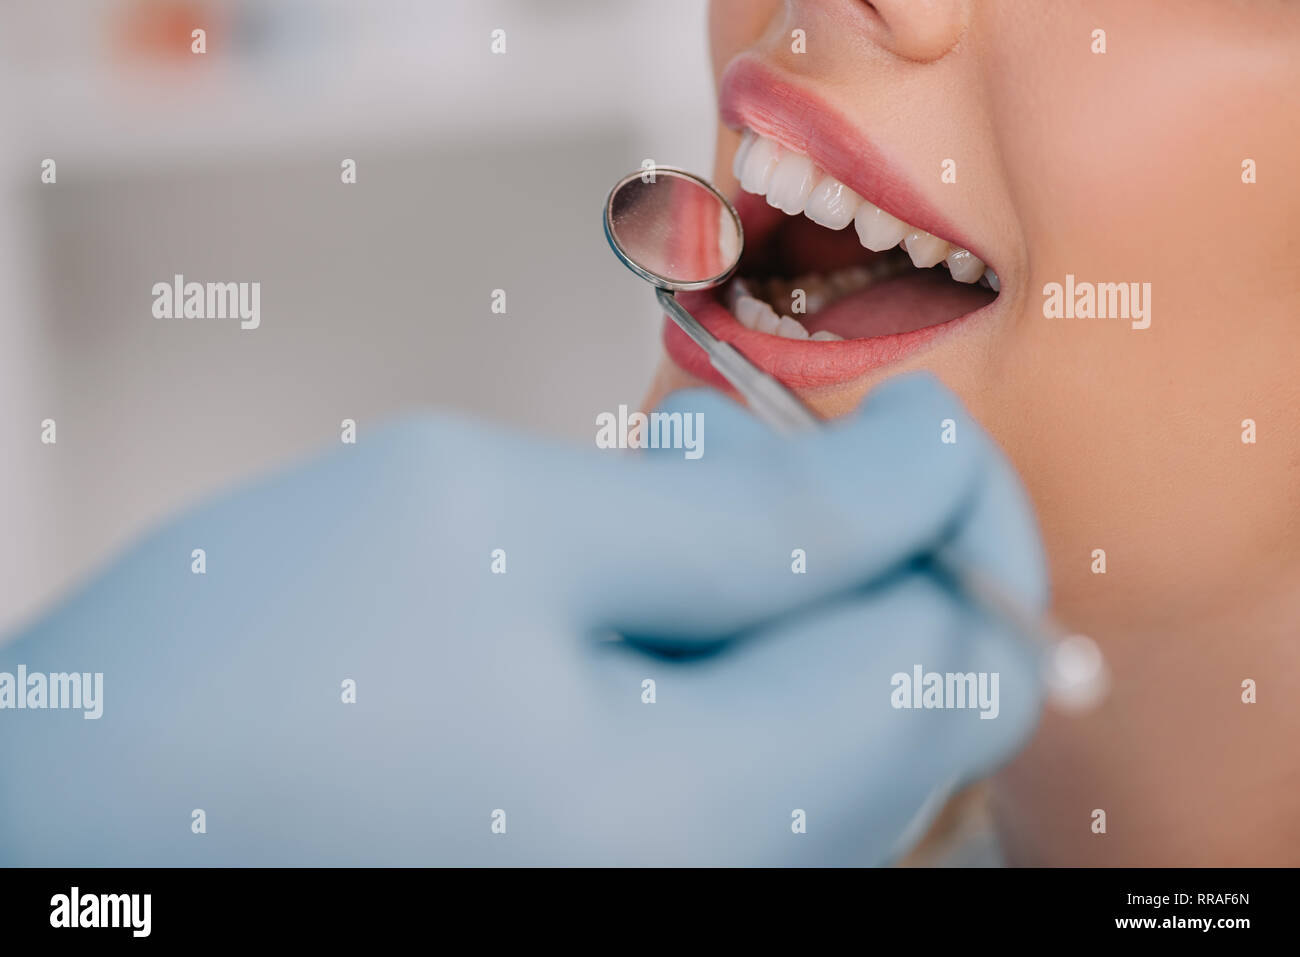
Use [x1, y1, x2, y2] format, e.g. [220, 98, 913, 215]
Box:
[0, 373, 1047, 865]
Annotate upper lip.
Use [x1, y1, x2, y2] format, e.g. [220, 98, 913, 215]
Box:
[718, 54, 990, 271]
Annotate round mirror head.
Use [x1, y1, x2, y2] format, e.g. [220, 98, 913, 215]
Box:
[604, 167, 743, 292]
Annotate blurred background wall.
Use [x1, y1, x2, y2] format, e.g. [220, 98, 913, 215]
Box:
[0, 0, 717, 635]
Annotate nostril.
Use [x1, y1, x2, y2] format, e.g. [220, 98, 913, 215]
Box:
[856, 0, 970, 64]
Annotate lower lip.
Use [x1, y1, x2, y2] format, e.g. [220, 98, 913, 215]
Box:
[662, 290, 985, 393]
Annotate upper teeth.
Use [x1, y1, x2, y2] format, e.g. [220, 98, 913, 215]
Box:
[733, 129, 996, 285]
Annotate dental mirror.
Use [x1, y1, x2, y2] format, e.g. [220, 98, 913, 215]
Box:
[604, 167, 820, 434]
[604, 167, 743, 290]
[601, 166, 1108, 714]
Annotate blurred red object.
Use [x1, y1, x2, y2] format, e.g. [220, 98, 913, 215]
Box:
[115, 0, 225, 63]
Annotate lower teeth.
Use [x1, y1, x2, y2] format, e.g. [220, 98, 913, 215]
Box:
[727, 253, 915, 341]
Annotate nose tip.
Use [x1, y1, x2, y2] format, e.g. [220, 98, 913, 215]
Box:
[862, 0, 970, 62]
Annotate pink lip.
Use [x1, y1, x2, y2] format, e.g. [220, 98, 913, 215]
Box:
[664, 284, 980, 392]
[662, 56, 997, 393]
[718, 55, 985, 261]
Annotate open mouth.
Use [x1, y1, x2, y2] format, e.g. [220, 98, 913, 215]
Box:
[725, 129, 998, 344]
[663, 58, 1006, 393]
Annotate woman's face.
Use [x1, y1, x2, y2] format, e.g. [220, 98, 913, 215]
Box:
[643, 0, 1300, 862]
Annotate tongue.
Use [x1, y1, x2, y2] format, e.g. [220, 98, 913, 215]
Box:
[801, 268, 995, 339]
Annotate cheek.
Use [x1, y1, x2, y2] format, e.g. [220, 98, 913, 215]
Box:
[991, 4, 1300, 289]
[709, 0, 784, 78]
[978, 6, 1300, 612]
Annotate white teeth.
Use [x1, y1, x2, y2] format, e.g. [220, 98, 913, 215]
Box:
[776, 315, 810, 339]
[791, 273, 830, 313]
[734, 294, 775, 331]
[765, 152, 819, 215]
[725, 258, 917, 341]
[734, 291, 814, 339]
[754, 308, 781, 335]
[902, 230, 949, 268]
[735, 130, 992, 284]
[739, 136, 780, 194]
[827, 264, 871, 296]
[726, 278, 752, 313]
[802, 289, 828, 313]
[732, 129, 757, 181]
[804, 176, 862, 230]
[945, 248, 985, 284]
[853, 202, 910, 252]
[728, 132, 1000, 339]
[844, 264, 873, 290]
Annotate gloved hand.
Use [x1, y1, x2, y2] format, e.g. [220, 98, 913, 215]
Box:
[0, 373, 1047, 865]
